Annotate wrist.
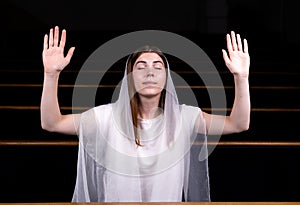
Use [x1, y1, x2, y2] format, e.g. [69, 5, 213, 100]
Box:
[233, 73, 249, 79]
[44, 71, 60, 78]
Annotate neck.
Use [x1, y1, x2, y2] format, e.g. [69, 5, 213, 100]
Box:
[138, 94, 161, 119]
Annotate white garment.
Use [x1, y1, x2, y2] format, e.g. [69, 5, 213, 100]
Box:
[72, 47, 210, 202]
[72, 103, 207, 202]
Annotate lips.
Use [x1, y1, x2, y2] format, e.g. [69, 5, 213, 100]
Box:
[143, 81, 157, 85]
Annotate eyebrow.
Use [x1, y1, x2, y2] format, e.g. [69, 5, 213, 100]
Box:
[135, 60, 164, 65]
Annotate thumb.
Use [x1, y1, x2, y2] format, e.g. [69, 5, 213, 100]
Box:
[65, 47, 75, 63]
[222, 49, 230, 66]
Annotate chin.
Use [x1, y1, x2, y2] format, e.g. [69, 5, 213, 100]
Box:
[138, 88, 162, 97]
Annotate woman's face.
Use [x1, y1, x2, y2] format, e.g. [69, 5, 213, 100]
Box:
[132, 52, 166, 98]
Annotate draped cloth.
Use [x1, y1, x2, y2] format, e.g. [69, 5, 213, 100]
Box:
[72, 50, 210, 202]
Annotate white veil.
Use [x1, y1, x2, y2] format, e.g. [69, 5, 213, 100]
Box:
[72, 46, 210, 202]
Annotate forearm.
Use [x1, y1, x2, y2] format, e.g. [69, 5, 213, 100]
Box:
[229, 74, 251, 131]
[40, 72, 62, 131]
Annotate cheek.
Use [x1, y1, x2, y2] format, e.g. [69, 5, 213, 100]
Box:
[132, 72, 143, 89]
[158, 73, 167, 88]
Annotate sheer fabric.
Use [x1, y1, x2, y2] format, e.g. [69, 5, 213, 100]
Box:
[72, 50, 210, 202]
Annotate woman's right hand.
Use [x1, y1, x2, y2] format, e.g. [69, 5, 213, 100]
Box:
[42, 26, 75, 75]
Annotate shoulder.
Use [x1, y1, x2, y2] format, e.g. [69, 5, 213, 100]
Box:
[180, 104, 202, 114]
[93, 103, 113, 113]
[81, 104, 113, 122]
[179, 104, 204, 123]
[179, 104, 206, 134]
[79, 104, 113, 133]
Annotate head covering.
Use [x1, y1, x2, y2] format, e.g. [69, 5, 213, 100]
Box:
[72, 46, 210, 202]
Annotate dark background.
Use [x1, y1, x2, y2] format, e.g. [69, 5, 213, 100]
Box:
[1, 0, 300, 202]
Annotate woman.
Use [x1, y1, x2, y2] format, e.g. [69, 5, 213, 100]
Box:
[41, 26, 250, 202]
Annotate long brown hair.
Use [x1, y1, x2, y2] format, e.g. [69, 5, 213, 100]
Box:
[126, 46, 167, 146]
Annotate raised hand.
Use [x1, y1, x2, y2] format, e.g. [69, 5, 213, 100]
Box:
[42, 26, 75, 75]
[222, 31, 250, 77]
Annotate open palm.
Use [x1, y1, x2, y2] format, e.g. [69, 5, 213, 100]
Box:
[222, 31, 250, 77]
[42, 26, 75, 74]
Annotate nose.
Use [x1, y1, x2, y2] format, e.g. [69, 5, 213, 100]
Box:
[146, 72, 154, 78]
[146, 67, 155, 78]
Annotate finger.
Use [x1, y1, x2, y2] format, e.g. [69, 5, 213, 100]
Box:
[226, 34, 233, 53]
[49, 28, 54, 47]
[222, 49, 230, 66]
[65, 47, 75, 63]
[59, 29, 66, 48]
[237, 34, 243, 51]
[243, 39, 249, 53]
[54, 26, 59, 47]
[231, 31, 238, 51]
[43, 34, 48, 50]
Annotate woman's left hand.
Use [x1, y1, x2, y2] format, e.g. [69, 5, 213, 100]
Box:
[222, 31, 250, 77]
